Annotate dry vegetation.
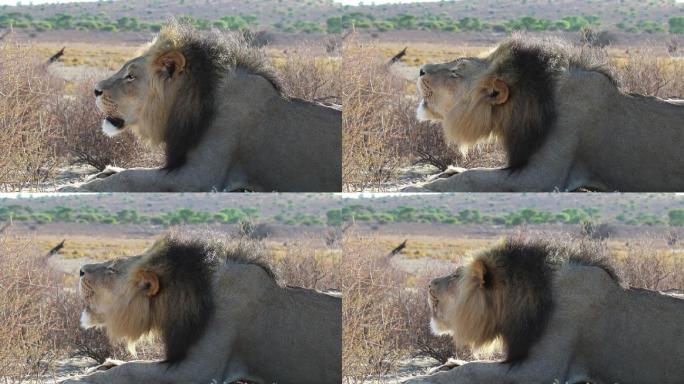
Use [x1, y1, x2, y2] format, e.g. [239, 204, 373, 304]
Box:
[0, 38, 159, 192]
[276, 44, 342, 103]
[341, 229, 684, 383]
[0, 34, 340, 192]
[0, 226, 341, 383]
[342, 36, 684, 191]
[0, 40, 62, 191]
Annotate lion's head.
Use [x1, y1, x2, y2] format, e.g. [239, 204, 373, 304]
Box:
[79, 232, 276, 363]
[79, 235, 215, 362]
[94, 20, 281, 170]
[429, 238, 620, 362]
[417, 38, 614, 170]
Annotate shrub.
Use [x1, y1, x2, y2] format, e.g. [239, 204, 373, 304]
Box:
[54, 75, 158, 171]
[0, 38, 61, 191]
[276, 45, 341, 102]
[342, 36, 411, 190]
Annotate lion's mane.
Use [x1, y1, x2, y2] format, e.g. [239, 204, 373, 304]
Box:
[139, 20, 282, 170]
[451, 238, 618, 363]
[444, 38, 616, 170]
[104, 232, 274, 363]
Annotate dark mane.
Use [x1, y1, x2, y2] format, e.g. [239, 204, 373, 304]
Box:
[479, 237, 619, 363]
[489, 37, 615, 170]
[157, 21, 282, 170]
[142, 231, 275, 363]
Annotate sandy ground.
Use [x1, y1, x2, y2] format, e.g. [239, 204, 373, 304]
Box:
[363, 164, 444, 193]
[361, 356, 443, 384]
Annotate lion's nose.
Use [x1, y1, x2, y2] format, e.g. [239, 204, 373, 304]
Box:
[419, 68, 426, 77]
[94, 88, 103, 97]
[79, 269, 85, 277]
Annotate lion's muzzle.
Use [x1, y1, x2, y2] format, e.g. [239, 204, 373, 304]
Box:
[79, 276, 95, 307]
[428, 285, 439, 313]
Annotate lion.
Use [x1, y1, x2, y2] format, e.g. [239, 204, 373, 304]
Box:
[404, 238, 684, 384]
[408, 37, 684, 192]
[62, 232, 342, 384]
[60, 21, 341, 192]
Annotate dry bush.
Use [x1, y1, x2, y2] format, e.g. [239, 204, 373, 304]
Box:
[408, 121, 505, 171]
[341, 236, 408, 381]
[0, 39, 161, 191]
[340, 232, 464, 383]
[0, 230, 162, 381]
[276, 46, 342, 103]
[0, 232, 68, 380]
[614, 239, 684, 291]
[407, 122, 461, 172]
[271, 240, 340, 291]
[54, 77, 159, 171]
[342, 39, 414, 191]
[616, 46, 684, 97]
[0, 40, 61, 191]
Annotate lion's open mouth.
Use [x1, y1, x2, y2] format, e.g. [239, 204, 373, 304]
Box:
[102, 116, 126, 137]
[105, 116, 125, 129]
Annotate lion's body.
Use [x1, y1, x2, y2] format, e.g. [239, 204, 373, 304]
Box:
[64, 22, 341, 192]
[411, 38, 684, 192]
[407, 239, 684, 384]
[68, 234, 342, 384]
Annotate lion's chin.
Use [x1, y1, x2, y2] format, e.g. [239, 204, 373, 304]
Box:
[102, 117, 125, 137]
[416, 100, 443, 122]
[80, 309, 100, 329]
[430, 316, 452, 336]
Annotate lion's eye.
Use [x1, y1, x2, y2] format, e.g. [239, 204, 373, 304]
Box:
[125, 74, 135, 81]
[106, 267, 117, 274]
[450, 71, 461, 78]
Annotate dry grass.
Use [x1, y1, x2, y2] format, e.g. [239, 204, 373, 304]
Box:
[276, 45, 342, 103]
[0, 37, 162, 191]
[341, 37, 418, 191]
[341, 234, 408, 381]
[614, 47, 684, 97]
[0, 40, 62, 192]
[0, 232, 65, 381]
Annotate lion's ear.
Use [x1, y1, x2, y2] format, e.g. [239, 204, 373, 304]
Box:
[484, 78, 509, 106]
[135, 270, 160, 297]
[154, 50, 186, 78]
[471, 260, 490, 288]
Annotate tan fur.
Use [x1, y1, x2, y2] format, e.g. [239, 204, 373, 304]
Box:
[135, 29, 190, 146]
[410, 38, 684, 192]
[430, 257, 505, 352]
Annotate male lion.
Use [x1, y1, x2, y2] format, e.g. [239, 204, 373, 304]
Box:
[404, 238, 684, 384]
[61, 21, 341, 192]
[63, 233, 342, 384]
[409, 37, 684, 192]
